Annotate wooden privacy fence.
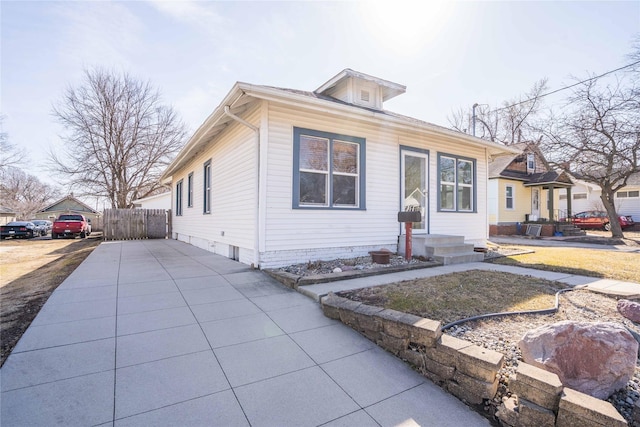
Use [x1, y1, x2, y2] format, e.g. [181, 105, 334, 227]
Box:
[103, 209, 171, 241]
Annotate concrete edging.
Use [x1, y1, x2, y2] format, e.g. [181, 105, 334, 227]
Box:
[320, 293, 628, 427]
[264, 261, 441, 289]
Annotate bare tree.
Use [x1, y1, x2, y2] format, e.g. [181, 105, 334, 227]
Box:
[448, 79, 548, 145]
[541, 75, 640, 238]
[0, 115, 22, 172]
[50, 68, 186, 208]
[0, 167, 61, 219]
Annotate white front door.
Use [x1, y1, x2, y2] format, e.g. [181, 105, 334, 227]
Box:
[401, 149, 429, 233]
[531, 188, 540, 220]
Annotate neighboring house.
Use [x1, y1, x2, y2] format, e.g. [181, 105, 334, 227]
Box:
[0, 207, 17, 225]
[161, 69, 517, 269]
[488, 142, 573, 233]
[36, 195, 102, 230]
[132, 191, 171, 210]
[558, 172, 640, 222]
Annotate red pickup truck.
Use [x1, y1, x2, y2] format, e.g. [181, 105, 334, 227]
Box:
[52, 214, 91, 239]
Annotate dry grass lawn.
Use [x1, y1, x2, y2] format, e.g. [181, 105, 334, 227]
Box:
[0, 236, 100, 366]
[489, 246, 640, 283]
[337, 270, 567, 325]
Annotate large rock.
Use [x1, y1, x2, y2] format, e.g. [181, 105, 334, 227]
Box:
[519, 321, 638, 399]
[617, 299, 640, 323]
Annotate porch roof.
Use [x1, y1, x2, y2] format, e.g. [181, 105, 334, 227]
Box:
[522, 171, 573, 188]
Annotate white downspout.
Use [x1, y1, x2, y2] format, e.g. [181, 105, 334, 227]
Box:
[485, 149, 490, 248]
[223, 105, 261, 269]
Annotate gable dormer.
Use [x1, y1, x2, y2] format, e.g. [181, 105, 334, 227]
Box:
[314, 69, 406, 110]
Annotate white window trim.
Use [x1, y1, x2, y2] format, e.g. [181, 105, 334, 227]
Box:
[505, 185, 515, 210]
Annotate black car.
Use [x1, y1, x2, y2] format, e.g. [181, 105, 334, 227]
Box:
[0, 221, 39, 239]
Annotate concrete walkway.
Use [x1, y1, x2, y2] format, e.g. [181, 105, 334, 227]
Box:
[1, 240, 490, 427]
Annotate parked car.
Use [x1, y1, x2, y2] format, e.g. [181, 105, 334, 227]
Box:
[30, 220, 52, 236]
[52, 214, 91, 239]
[567, 210, 635, 231]
[0, 221, 39, 239]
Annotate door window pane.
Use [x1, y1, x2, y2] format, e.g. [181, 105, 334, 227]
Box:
[404, 154, 426, 229]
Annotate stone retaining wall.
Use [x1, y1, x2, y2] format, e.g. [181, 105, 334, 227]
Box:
[320, 293, 628, 427]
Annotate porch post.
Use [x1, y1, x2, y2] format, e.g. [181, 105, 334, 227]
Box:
[566, 187, 572, 218]
[548, 185, 555, 221]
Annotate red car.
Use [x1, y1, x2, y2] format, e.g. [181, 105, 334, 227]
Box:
[569, 211, 635, 231]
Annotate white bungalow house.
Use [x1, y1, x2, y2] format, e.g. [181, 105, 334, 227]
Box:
[558, 172, 640, 222]
[161, 69, 518, 269]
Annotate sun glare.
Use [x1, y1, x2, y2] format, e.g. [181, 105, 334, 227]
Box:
[359, 1, 453, 56]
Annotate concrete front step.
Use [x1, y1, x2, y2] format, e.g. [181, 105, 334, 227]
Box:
[556, 224, 586, 236]
[400, 234, 484, 265]
[425, 243, 476, 257]
[434, 251, 485, 265]
[420, 234, 466, 246]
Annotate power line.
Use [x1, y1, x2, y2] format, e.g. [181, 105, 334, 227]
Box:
[489, 60, 640, 113]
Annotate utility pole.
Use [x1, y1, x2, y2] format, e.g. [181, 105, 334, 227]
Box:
[472, 103, 479, 137]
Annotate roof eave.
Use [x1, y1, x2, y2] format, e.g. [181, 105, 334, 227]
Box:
[240, 84, 518, 157]
[162, 83, 247, 180]
[163, 82, 519, 180]
[523, 181, 572, 188]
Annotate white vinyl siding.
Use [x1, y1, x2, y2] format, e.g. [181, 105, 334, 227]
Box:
[261, 102, 488, 266]
[170, 105, 260, 261]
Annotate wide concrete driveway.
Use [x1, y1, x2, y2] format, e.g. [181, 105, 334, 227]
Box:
[1, 239, 489, 426]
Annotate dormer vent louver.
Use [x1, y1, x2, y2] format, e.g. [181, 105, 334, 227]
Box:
[360, 90, 370, 102]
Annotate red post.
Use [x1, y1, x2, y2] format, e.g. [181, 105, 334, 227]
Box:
[405, 222, 412, 261]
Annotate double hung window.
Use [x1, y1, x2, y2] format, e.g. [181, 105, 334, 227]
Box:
[293, 128, 365, 209]
[438, 154, 475, 212]
[176, 180, 183, 216]
[187, 173, 193, 208]
[203, 160, 211, 214]
[506, 185, 514, 210]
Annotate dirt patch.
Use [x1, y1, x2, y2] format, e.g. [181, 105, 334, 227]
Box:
[0, 235, 101, 366]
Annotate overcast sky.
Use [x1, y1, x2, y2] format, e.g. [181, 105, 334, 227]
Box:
[2, 1, 639, 185]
